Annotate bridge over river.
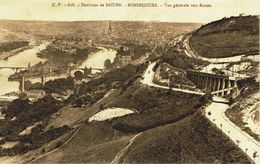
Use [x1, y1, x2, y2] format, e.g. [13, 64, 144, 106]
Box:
[0, 66, 27, 72]
[67, 67, 105, 76]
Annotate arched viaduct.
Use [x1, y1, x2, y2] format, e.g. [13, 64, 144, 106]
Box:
[187, 70, 256, 97]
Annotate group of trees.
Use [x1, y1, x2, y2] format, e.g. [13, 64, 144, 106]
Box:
[0, 93, 70, 156]
[43, 77, 74, 93]
[121, 43, 151, 60]
[23, 81, 43, 91]
[161, 50, 208, 70]
[0, 125, 71, 156]
[78, 64, 140, 95]
[2, 99, 30, 118]
[37, 45, 97, 68]
[66, 64, 146, 107]
[169, 75, 195, 88]
[73, 47, 97, 63]
[0, 94, 63, 139]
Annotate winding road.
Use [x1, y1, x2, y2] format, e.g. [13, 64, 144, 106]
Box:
[206, 97, 260, 163]
[183, 34, 260, 163]
[141, 62, 204, 95]
[183, 34, 260, 63]
[141, 61, 260, 163]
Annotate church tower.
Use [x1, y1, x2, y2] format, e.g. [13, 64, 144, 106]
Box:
[108, 21, 112, 36]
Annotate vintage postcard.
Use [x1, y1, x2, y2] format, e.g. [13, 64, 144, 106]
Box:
[0, 0, 259, 163]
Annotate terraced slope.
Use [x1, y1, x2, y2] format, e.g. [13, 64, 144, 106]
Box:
[190, 15, 259, 58]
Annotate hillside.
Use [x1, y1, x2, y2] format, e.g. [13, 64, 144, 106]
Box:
[226, 83, 260, 141]
[190, 15, 259, 58]
[32, 86, 249, 163]
[0, 28, 32, 44]
[0, 65, 250, 163]
[120, 112, 249, 163]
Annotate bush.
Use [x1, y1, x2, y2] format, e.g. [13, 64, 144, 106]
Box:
[2, 126, 71, 156]
[55, 141, 63, 149]
[74, 71, 84, 80]
[0, 94, 63, 140]
[2, 99, 31, 118]
[44, 77, 74, 93]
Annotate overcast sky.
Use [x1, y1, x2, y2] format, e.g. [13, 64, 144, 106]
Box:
[0, 0, 259, 23]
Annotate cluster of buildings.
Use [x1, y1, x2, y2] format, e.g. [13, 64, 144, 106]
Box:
[113, 54, 132, 68]
[105, 46, 132, 70]
[25, 90, 46, 101]
[50, 38, 94, 53]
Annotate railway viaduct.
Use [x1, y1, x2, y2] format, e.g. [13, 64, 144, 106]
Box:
[187, 70, 256, 97]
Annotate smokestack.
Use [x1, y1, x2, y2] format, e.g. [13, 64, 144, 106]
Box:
[21, 75, 25, 92]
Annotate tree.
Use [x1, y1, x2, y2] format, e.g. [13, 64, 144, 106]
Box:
[44, 77, 74, 93]
[74, 98, 83, 108]
[18, 92, 28, 100]
[74, 71, 84, 80]
[211, 68, 218, 73]
[83, 67, 91, 76]
[75, 48, 89, 59]
[229, 97, 234, 106]
[104, 59, 112, 70]
[99, 104, 104, 110]
[199, 92, 211, 104]
[117, 46, 125, 54]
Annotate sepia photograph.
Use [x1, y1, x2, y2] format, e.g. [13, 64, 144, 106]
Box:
[0, 0, 259, 163]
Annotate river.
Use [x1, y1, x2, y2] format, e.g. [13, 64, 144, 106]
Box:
[0, 44, 117, 96]
[0, 42, 48, 96]
[78, 47, 116, 73]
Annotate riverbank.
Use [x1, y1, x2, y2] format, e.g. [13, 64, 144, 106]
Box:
[0, 41, 30, 60]
[0, 44, 49, 96]
[0, 45, 34, 61]
[0, 41, 118, 97]
[8, 45, 101, 81]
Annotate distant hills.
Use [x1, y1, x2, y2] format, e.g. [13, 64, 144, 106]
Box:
[0, 20, 201, 45]
[190, 15, 259, 58]
[0, 28, 30, 43]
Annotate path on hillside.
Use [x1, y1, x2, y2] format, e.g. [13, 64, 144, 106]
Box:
[141, 62, 260, 163]
[111, 132, 142, 164]
[29, 126, 82, 163]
